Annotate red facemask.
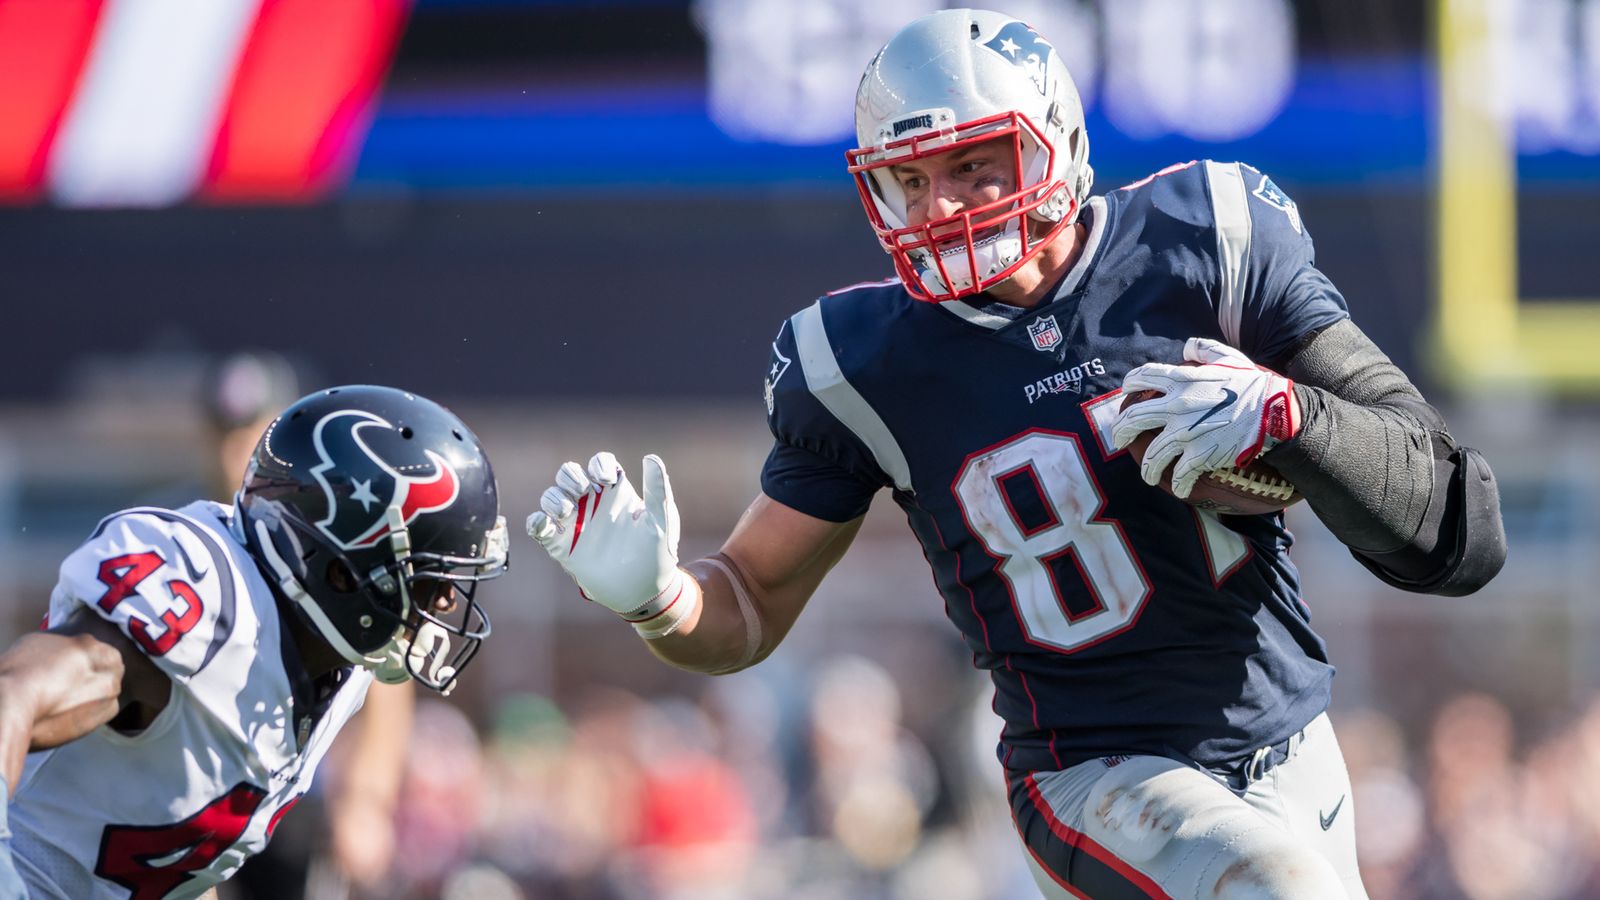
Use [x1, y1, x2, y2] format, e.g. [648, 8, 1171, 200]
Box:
[846, 110, 1076, 303]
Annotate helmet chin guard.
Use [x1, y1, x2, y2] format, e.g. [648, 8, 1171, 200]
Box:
[849, 9, 1093, 303]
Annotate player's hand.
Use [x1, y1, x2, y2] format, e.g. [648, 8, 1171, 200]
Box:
[525, 452, 686, 619]
[1111, 338, 1300, 499]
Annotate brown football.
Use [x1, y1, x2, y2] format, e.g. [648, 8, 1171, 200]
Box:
[1120, 386, 1302, 516]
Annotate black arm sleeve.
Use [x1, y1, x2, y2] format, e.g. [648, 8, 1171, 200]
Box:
[1261, 319, 1507, 595]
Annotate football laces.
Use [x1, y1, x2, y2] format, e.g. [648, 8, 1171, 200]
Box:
[1207, 466, 1297, 501]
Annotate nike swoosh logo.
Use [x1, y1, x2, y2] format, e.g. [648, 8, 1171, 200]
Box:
[172, 535, 210, 582]
[1189, 388, 1239, 431]
[1319, 795, 1345, 831]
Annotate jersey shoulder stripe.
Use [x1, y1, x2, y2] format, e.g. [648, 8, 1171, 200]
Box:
[790, 300, 914, 492]
[1201, 160, 1253, 347]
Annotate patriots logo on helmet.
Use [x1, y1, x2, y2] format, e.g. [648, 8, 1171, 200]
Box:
[310, 410, 461, 550]
[982, 21, 1052, 95]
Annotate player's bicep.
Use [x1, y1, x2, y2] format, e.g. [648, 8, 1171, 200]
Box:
[725, 493, 863, 596]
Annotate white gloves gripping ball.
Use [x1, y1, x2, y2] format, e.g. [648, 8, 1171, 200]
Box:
[526, 452, 697, 638]
[1111, 338, 1300, 500]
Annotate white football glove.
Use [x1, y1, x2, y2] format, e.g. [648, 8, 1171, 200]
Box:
[1111, 338, 1301, 500]
[526, 452, 690, 630]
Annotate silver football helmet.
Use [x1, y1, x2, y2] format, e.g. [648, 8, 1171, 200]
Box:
[848, 9, 1093, 302]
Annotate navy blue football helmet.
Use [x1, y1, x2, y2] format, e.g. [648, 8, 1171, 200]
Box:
[236, 385, 507, 692]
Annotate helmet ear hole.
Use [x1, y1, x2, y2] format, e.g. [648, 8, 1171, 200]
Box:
[325, 559, 358, 594]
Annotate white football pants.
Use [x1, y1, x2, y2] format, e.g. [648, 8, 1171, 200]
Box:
[1008, 713, 1370, 899]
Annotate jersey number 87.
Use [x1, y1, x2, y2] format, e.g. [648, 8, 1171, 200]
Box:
[954, 429, 1153, 653]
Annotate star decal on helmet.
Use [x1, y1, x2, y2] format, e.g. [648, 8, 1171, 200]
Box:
[350, 478, 378, 512]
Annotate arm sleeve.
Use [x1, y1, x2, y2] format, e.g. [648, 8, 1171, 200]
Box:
[759, 318, 885, 523]
[1261, 319, 1507, 595]
[49, 510, 236, 680]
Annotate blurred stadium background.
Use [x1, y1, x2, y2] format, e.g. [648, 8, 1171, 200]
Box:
[0, 0, 1597, 897]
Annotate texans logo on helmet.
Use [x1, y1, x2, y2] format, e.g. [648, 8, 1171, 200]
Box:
[982, 21, 1052, 95]
[309, 410, 461, 550]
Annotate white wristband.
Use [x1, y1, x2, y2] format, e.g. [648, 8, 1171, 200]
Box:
[621, 570, 700, 639]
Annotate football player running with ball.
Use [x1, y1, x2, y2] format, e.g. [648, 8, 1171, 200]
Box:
[0, 386, 508, 900]
[529, 9, 1505, 899]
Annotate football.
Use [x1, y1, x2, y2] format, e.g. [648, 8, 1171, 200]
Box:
[1120, 386, 1303, 516]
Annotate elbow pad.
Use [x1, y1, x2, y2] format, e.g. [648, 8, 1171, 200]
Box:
[1351, 434, 1507, 596]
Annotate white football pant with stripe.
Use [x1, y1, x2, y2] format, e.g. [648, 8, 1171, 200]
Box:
[1009, 713, 1370, 899]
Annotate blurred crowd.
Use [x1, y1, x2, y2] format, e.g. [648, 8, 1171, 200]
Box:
[1346, 692, 1600, 900]
[213, 654, 1600, 900]
[300, 655, 1037, 900]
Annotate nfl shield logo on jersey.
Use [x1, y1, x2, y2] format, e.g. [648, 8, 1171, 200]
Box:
[1027, 314, 1063, 352]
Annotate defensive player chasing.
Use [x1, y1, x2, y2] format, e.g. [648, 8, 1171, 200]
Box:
[529, 9, 1506, 899]
[0, 385, 508, 899]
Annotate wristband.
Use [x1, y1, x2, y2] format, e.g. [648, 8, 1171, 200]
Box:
[621, 570, 700, 639]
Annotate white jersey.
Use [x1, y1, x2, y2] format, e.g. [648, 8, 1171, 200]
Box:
[10, 501, 372, 900]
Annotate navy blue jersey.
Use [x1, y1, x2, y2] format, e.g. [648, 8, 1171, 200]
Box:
[761, 161, 1350, 773]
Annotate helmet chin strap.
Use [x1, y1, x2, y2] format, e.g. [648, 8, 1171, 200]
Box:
[374, 505, 459, 694]
[370, 504, 426, 684]
[252, 518, 389, 668]
[406, 621, 458, 695]
[367, 642, 415, 685]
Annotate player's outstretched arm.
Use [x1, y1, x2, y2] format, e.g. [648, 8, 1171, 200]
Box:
[667, 494, 863, 674]
[0, 609, 167, 789]
[529, 454, 861, 674]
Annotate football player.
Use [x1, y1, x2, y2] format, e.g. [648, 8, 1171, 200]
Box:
[529, 8, 1506, 899]
[0, 385, 508, 900]
[201, 353, 418, 897]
